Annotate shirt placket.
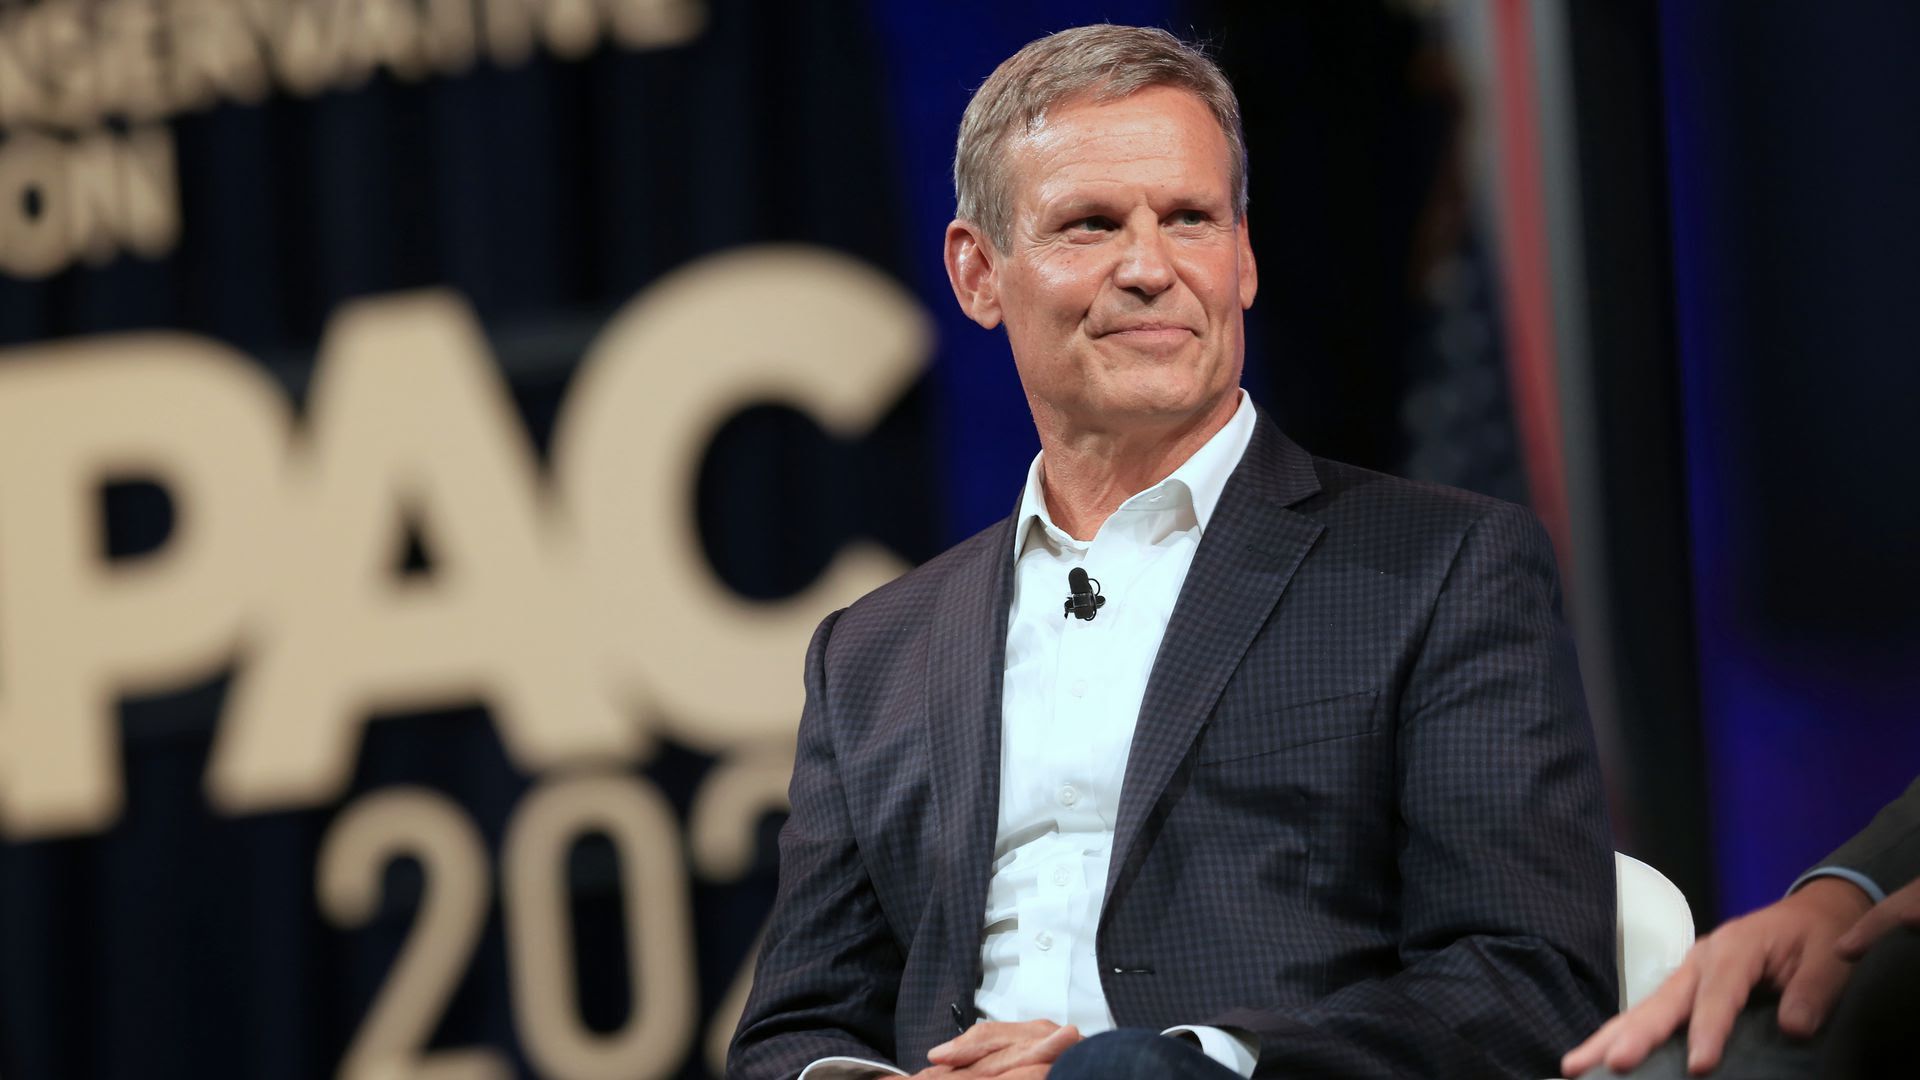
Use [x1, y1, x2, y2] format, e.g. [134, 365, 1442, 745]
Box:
[1030, 543, 1102, 1004]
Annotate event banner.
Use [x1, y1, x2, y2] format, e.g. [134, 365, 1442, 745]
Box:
[0, 1, 1543, 1076]
[0, 2, 950, 1076]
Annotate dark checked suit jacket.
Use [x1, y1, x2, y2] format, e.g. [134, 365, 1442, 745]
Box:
[730, 412, 1617, 1079]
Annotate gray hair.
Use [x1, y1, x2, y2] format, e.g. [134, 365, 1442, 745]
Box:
[954, 24, 1249, 251]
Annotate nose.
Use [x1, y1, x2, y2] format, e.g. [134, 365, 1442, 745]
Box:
[1113, 219, 1176, 298]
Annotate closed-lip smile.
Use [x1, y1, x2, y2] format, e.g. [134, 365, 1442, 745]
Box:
[1097, 321, 1194, 337]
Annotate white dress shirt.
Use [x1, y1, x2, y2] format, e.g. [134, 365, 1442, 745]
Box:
[800, 391, 1260, 1079]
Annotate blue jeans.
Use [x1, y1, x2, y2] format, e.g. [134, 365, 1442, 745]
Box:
[1048, 1029, 1245, 1080]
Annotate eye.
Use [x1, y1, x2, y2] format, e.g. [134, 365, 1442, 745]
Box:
[1169, 209, 1210, 227]
[1067, 215, 1117, 233]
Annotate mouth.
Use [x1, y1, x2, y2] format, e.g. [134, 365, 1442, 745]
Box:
[1096, 324, 1196, 350]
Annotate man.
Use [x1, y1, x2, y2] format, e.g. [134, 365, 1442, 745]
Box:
[730, 24, 1614, 1080]
[1564, 776, 1920, 1079]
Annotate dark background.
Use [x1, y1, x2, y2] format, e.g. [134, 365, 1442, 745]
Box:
[1, 1, 1915, 1076]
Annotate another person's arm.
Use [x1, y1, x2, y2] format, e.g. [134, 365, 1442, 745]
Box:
[1561, 775, 1920, 1077]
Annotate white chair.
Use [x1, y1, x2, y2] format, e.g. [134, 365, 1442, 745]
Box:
[1614, 851, 1695, 1010]
[1547, 852, 1696, 1079]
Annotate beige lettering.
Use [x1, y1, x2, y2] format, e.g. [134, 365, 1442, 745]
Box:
[170, 0, 272, 111]
[318, 787, 511, 1080]
[63, 129, 123, 266]
[607, 0, 704, 50]
[60, 125, 178, 267]
[553, 246, 925, 756]
[0, 338, 289, 837]
[422, 0, 480, 75]
[118, 124, 180, 257]
[206, 291, 637, 815]
[484, 0, 601, 67]
[0, 7, 50, 127]
[34, 0, 102, 129]
[0, 131, 72, 278]
[503, 773, 695, 1080]
[94, 0, 172, 122]
[258, 0, 359, 96]
[347, 0, 432, 82]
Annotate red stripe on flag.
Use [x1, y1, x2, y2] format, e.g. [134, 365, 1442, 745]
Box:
[1489, 0, 1573, 570]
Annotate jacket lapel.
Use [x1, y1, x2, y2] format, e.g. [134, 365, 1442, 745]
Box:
[925, 513, 1018, 1010]
[1104, 414, 1325, 905]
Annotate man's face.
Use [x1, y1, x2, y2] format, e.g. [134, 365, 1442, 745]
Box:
[951, 85, 1257, 438]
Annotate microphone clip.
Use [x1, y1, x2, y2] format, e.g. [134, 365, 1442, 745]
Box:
[1064, 567, 1105, 621]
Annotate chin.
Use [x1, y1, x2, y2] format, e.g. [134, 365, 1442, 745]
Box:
[1124, 371, 1231, 410]
[1091, 387, 1223, 427]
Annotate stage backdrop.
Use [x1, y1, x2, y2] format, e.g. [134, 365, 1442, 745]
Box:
[1, 2, 1619, 1077]
[1662, 1, 1920, 918]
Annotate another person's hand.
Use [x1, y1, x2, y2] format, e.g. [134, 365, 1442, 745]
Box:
[1560, 876, 1871, 1077]
[1835, 876, 1920, 960]
[909, 1020, 1081, 1079]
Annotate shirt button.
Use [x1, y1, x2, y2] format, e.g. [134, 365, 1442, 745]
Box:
[1035, 931, 1053, 951]
[1052, 867, 1071, 887]
[1057, 785, 1078, 807]
[1069, 679, 1087, 698]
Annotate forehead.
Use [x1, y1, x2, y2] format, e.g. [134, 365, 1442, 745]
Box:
[1004, 85, 1232, 207]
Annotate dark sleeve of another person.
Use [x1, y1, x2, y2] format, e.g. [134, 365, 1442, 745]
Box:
[1817, 775, 1920, 893]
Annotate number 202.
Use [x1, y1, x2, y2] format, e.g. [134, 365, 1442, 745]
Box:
[317, 773, 697, 1080]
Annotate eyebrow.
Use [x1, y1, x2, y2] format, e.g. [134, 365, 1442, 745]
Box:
[1045, 192, 1227, 218]
[1044, 198, 1116, 219]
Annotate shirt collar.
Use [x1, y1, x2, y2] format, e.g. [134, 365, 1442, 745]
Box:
[1013, 389, 1257, 557]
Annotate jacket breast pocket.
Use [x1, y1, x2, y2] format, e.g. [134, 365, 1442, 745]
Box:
[1195, 689, 1381, 765]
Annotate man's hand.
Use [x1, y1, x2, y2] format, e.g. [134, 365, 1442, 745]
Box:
[1836, 876, 1920, 960]
[1560, 876, 1872, 1077]
[908, 1021, 1081, 1079]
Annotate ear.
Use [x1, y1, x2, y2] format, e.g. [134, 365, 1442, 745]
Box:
[1236, 214, 1258, 310]
[944, 220, 1003, 330]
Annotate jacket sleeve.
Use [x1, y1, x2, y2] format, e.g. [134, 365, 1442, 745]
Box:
[1814, 775, 1920, 895]
[728, 610, 906, 1079]
[1207, 502, 1618, 1079]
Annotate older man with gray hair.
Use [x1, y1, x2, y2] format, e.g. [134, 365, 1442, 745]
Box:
[730, 24, 1614, 1080]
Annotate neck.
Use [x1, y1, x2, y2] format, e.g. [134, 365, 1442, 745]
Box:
[1035, 393, 1239, 540]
